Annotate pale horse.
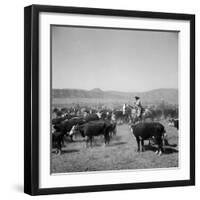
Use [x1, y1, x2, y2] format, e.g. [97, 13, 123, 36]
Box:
[123, 104, 154, 124]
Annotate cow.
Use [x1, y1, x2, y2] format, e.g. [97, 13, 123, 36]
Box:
[130, 122, 166, 155]
[52, 113, 78, 126]
[52, 115, 68, 125]
[84, 113, 101, 122]
[168, 118, 179, 130]
[73, 120, 111, 147]
[52, 117, 86, 154]
[53, 117, 85, 138]
[54, 113, 101, 136]
[107, 121, 117, 137]
[52, 113, 103, 153]
[112, 110, 124, 124]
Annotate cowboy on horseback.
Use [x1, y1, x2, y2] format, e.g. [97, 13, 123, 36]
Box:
[134, 96, 143, 119]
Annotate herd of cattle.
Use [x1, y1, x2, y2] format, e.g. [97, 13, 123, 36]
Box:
[52, 106, 178, 156]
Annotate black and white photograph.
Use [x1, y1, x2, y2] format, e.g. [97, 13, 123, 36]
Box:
[51, 25, 179, 174]
[0, 0, 198, 198]
[24, 4, 195, 195]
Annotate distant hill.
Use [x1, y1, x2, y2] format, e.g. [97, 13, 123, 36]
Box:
[52, 88, 178, 105]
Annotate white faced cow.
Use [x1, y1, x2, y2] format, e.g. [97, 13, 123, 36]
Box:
[168, 118, 179, 130]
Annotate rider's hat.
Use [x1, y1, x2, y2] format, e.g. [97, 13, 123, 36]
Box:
[135, 96, 140, 99]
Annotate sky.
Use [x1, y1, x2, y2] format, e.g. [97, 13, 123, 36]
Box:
[52, 26, 178, 92]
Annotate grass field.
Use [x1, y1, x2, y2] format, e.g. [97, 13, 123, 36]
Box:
[51, 121, 178, 173]
[52, 97, 130, 109]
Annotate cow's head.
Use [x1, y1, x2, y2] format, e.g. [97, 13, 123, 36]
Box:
[130, 124, 137, 134]
[73, 124, 85, 137]
[168, 118, 175, 127]
[96, 111, 102, 119]
[68, 125, 76, 136]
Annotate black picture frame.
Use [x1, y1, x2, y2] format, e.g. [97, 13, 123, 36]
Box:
[24, 4, 195, 196]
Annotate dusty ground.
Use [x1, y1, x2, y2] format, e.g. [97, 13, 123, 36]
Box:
[51, 121, 178, 173]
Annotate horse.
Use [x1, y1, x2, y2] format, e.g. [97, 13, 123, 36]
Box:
[123, 104, 138, 124]
[123, 104, 154, 124]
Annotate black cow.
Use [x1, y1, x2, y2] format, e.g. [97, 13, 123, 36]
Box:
[168, 118, 179, 130]
[52, 113, 103, 154]
[131, 122, 166, 155]
[53, 114, 100, 138]
[54, 117, 85, 133]
[74, 120, 110, 147]
[52, 113, 78, 125]
[84, 113, 100, 122]
[52, 115, 68, 125]
[112, 110, 124, 124]
[52, 117, 86, 154]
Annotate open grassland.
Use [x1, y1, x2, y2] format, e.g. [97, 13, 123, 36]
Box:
[52, 97, 131, 109]
[51, 121, 178, 173]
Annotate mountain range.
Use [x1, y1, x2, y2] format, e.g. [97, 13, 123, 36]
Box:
[52, 88, 178, 105]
